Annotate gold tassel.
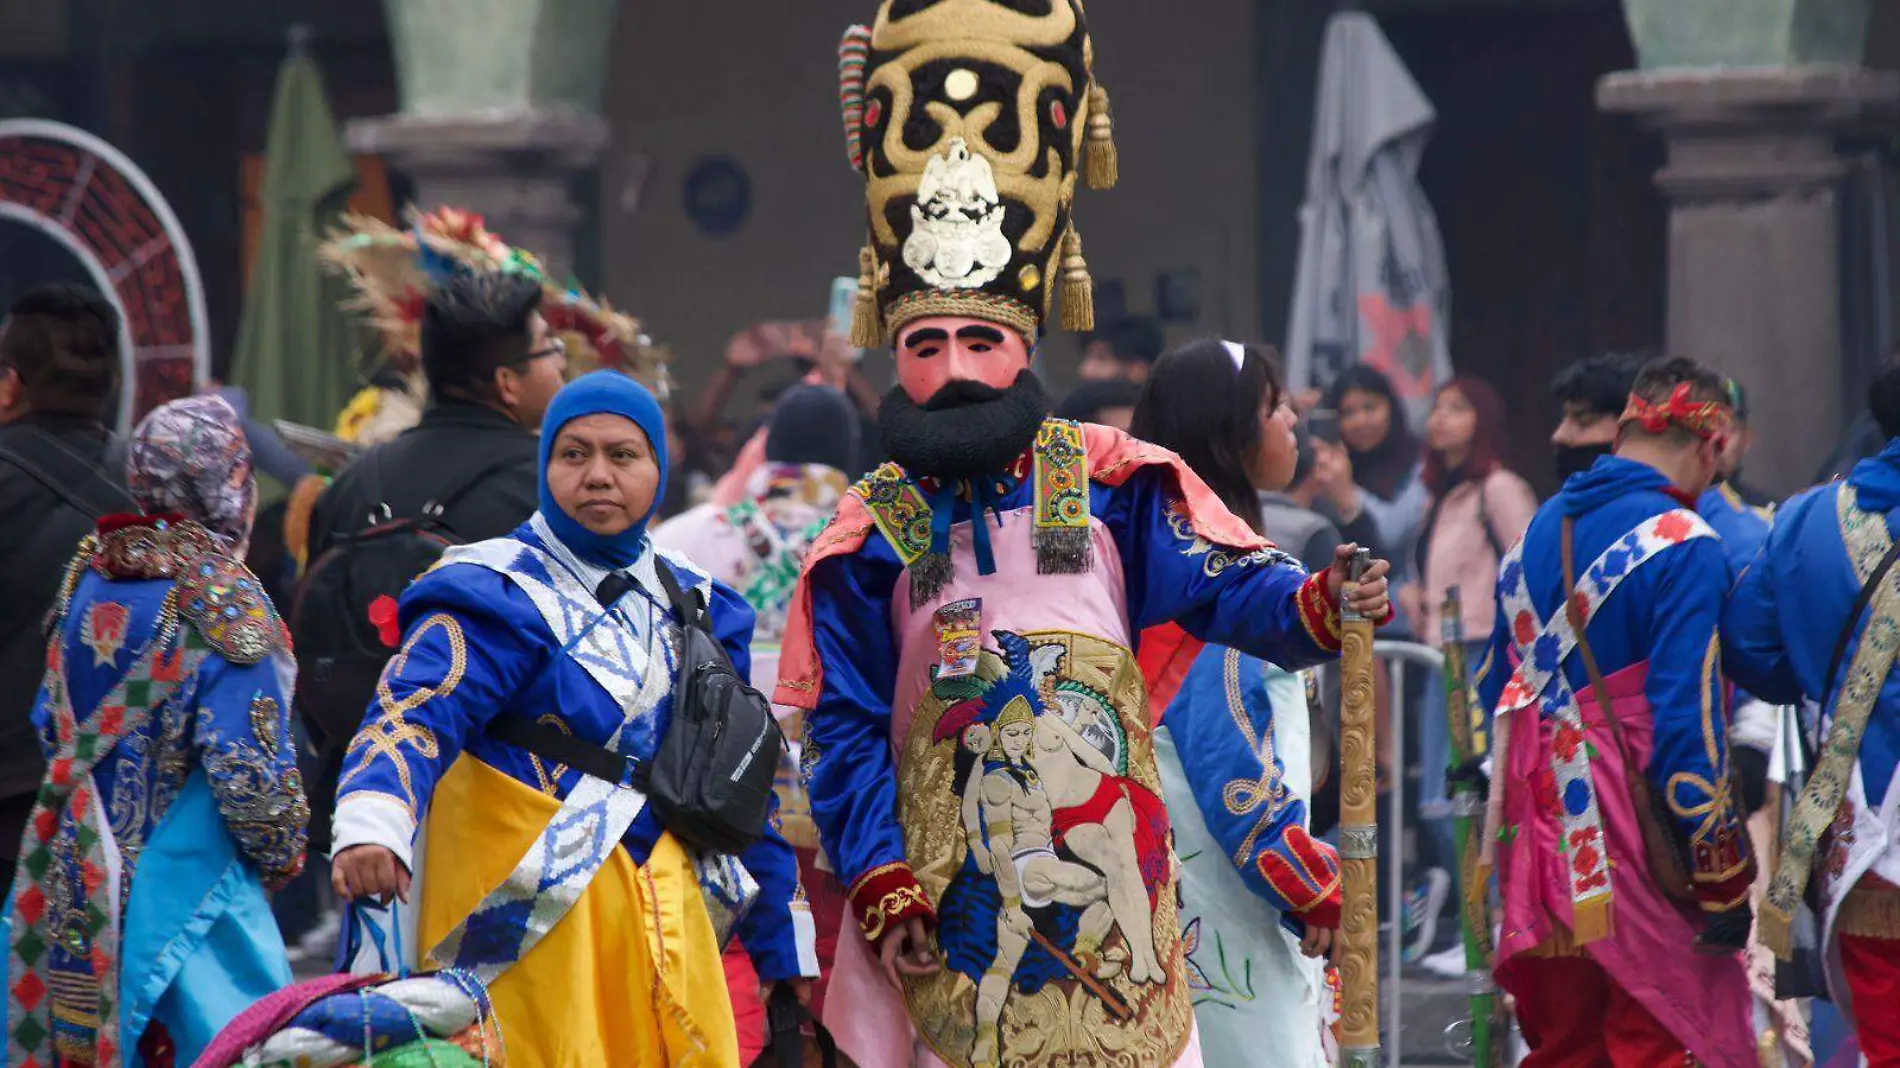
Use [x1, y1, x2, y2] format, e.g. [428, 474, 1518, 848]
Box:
[1059, 228, 1094, 332]
[850, 245, 884, 348]
[1084, 83, 1118, 190]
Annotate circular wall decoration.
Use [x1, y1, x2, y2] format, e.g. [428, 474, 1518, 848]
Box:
[0, 119, 209, 431]
[682, 155, 752, 238]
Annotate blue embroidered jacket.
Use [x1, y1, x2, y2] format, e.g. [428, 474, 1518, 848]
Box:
[1724, 438, 1900, 818]
[1698, 482, 1771, 570]
[332, 522, 813, 981]
[1160, 646, 1341, 931]
[1475, 455, 1753, 911]
[796, 461, 1341, 937]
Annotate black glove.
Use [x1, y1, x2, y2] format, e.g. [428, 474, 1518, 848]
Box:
[1695, 902, 1754, 954]
[1446, 756, 1490, 798]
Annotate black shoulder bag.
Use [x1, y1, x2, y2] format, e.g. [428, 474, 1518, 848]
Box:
[647, 561, 784, 855]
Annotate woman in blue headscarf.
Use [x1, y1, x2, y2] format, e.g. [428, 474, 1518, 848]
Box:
[329, 371, 817, 1065]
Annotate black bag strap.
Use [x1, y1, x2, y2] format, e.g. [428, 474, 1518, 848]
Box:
[651, 554, 709, 634]
[1823, 531, 1900, 712]
[0, 429, 135, 520]
[760, 984, 839, 1068]
[486, 714, 640, 787]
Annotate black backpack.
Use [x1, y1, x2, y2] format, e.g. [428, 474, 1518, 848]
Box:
[291, 454, 516, 747]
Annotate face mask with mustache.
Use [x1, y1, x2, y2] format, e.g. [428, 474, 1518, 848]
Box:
[878, 370, 1050, 481]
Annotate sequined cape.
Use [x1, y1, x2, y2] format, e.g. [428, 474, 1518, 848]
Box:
[331, 520, 815, 982]
[3, 520, 305, 1068]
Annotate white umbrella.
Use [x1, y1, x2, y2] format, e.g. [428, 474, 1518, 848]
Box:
[1285, 11, 1451, 430]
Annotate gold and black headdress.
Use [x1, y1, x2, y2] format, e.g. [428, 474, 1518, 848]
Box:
[838, 0, 1116, 347]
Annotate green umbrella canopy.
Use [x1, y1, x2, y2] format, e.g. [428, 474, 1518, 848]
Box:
[230, 48, 363, 431]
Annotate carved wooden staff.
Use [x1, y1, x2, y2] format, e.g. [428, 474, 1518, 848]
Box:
[1338, 548, 1380, 1067]
[1441, 588, 1502, 1068]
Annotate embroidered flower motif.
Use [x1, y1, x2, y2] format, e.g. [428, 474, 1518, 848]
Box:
[1653, 511, 1694, 544]
[1553, 721, 1584, 762]
[1513, 610, 1537, 647]
[1532, 633, 1562, 674]
[368, 595, 402, 649]
[1532, 767, 1559, 816]
[1563, 778, 1592, 817]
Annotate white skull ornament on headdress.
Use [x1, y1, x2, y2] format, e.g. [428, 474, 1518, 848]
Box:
[902, 137, 1012, 289]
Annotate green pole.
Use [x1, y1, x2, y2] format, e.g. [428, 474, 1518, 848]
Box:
[1441, 586, 1503, 1067]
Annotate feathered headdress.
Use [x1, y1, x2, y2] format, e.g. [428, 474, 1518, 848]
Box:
[319, 206, 671, 398]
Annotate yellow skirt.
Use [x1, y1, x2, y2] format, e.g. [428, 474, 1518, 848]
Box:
[419, 756, 741, 1068]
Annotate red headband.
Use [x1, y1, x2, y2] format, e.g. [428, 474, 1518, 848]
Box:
[1618, 383, 1731, 441]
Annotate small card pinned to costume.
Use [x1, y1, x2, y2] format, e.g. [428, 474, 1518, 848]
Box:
[83, 602, 131, 668]
[934, 598, 982, 681]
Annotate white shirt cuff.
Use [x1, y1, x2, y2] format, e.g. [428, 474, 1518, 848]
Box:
[331, 792, 418, 872]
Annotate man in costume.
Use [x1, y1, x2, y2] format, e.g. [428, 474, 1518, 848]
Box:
[1725, 354, 1900, 1066]
[4, 396, 309, 1068]
[1476, 357, 1757, 1067]
[775, 6, 1391, 1066]
[329, 372, 817, 1065]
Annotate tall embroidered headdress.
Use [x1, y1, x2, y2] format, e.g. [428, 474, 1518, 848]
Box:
[838, 0, 1116, 347]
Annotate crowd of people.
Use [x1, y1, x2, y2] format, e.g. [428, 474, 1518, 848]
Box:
[1, 3, 1898, 1068]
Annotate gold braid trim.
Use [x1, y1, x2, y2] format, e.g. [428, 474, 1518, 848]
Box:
[884, 289, 1038, 341]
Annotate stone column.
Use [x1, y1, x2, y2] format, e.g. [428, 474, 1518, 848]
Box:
[1601, 0, 1897, 497]
[346, 0, 619, 279]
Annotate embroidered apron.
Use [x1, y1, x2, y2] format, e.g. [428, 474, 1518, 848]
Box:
[8, 597, 200, 1068]
[824, 428, 1200, 1068]
[426, 524, 757, 982]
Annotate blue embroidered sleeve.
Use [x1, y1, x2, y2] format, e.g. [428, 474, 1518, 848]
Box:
[1645, 539, 1753, 909]
[332, 564, 551, 867]
[801, 546, 929, 937]
[192, 647, 309, 889]
[1169, 650, 1341, 929]
[1099, 469, 1336, 670]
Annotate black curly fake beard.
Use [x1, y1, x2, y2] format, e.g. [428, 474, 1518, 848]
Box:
[877, 370, 1050, 482]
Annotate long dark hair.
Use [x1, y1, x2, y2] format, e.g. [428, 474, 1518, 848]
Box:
[1130, 339, 1281, 536]
[1421, 375, 1509, 495]
[1323, 364, 1418, 500]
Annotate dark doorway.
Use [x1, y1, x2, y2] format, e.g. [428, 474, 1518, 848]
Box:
[1375, 4, 1664, 491]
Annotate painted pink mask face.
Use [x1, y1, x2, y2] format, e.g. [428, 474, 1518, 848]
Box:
[894, 316, 1032, 404]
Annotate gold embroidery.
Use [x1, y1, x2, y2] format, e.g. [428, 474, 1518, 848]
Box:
[1665, 636, 1736, 842]
[250, 695, 281, 760]
[1837, 882, 1900, 940]
[339, 612, 463, 811]
[1219, 649, 1292, 865]
[863, 884, 931, 943]
[528, 713, 572, 795]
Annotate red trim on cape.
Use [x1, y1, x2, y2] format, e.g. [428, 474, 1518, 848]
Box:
[1137, 623, 1205, 726]
[772, 423, 1275, 710]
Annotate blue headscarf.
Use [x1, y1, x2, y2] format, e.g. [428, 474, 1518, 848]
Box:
[538, 371, 670, 568]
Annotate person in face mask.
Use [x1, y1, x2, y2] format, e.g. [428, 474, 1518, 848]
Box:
[1548, 351, 1645, 483]
[328, 371, 817, 1063]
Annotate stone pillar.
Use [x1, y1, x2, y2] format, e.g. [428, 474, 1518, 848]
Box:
[1601, 0, 1896, 497]
[346, 0, 619, 279]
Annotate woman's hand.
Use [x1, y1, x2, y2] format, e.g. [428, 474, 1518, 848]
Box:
[1311, 441, 1363, 521]
[1326, 543, 1392, 621]
[878, 916, 940, 989]
[331, 844, 411, 905]
[1299, 923, 1337, 962]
